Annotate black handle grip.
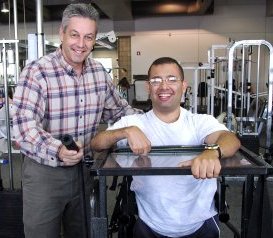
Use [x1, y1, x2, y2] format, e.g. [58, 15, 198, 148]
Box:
[61, 134, 79, 152]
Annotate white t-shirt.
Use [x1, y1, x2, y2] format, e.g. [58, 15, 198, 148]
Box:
[108, 107, 228, 237]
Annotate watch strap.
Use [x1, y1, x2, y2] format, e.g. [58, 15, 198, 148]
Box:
[216, 146, 222, 159]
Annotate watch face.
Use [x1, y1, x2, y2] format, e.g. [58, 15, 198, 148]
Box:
[204, 144, 222, 159]
[205, 144, 219, 149]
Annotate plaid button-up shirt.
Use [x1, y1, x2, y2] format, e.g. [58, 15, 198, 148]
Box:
[13, 48, 141, 167]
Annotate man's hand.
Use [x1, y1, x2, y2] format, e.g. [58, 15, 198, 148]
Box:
[125, 126, 151, 155]
[132, 155, 152, 167]
[178, 150, 221, 179]
[58, 141, 84, 166]
[91, 125, 151, 153]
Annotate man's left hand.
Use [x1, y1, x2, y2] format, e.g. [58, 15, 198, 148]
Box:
[178, 150, 221, 179]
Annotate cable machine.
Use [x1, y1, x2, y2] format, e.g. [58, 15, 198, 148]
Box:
[227, 40, 273, 158]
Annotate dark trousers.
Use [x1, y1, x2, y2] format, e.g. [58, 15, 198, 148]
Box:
[133, 215, 220, 238]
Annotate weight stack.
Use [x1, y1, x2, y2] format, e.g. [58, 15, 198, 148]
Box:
[0, 189, 24, 238]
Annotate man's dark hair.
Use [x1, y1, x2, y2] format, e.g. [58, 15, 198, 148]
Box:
[148, 57, 184, 80]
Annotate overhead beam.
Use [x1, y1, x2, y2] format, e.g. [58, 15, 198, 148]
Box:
[194, 0, 214, 15]
[43, 0, 90, 5]
[266, 0, 273, 16]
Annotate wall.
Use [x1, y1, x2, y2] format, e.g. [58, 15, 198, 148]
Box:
[131, 0, 273, 75]
[129, 0, 273, 93]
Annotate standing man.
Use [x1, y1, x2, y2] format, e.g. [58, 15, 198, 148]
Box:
[12, 3, 140, 238]
[91, 57, 241, 238]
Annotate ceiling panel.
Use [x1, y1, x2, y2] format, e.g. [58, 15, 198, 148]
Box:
[0, 0, 214, 24]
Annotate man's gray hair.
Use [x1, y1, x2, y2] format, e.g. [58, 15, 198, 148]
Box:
[61, 3, 99, 32]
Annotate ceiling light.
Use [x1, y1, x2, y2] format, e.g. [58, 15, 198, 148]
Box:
[1, 2, 9, 13]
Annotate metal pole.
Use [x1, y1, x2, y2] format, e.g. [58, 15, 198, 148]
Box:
[227, 43, 236, 130]
[240, 45, 245, 133]
[210, 70, 215, 115]
[246, 53, 252, 114]
[264, 41, 273, 150]
[255, 46, 261, 134]
[2, 42, 14, 190]
[36, 0, 45, 57]
[13, 0, 19, 83]
[193, 69, 198, 114]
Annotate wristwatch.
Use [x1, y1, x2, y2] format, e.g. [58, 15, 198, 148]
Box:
[204, 144, 222, 159]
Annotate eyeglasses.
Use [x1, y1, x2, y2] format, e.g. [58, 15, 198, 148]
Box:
[149, 76, 182, 86]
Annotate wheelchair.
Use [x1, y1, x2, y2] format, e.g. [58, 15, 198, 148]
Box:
[106, 175, 240, 238]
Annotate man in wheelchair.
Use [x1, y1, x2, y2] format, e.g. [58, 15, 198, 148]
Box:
[91, 57, 241, 238]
